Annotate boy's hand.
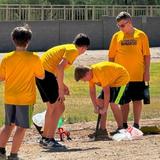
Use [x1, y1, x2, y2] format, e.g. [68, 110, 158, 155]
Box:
[94, 106, 99, 114]
[58, 89, 65, 103]
[64, 84, 70, 95]
[99, 107, 107, 115]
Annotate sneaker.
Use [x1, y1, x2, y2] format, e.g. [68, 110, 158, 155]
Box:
[88, 129, 109, 139]
[110, 128, 124, 135]
[39, 137, 49, 147]
[0, 153, 6, 160]
[7, 156, 22, 160]
[42, 139, 66, 150]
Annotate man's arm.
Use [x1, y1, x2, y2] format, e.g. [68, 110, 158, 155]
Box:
[144, 55, 150, 82]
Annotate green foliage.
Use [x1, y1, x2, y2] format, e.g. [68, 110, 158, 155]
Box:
[0, 0, 159, 5]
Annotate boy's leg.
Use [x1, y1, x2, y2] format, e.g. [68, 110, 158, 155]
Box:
[0, 125, 14, 147]
[42, 101, 65, 138]
[42, 102, 57, 138]
[96, 98, 107, 130]
[11, 127, 26, 153]
[121, 103, 130, 126]
[133, 100, 142, 128]
[110, 103, 123, 129]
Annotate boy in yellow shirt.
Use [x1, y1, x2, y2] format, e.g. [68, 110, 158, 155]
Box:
[0, 25, 44, 160]
[108, 11, 150, 129]
[36, 33, 90, 149]
[74, 61, 130, 135]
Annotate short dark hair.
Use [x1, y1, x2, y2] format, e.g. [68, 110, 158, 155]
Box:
[74, 66, 90, 81]
[73, 33, 90, 47]
[116, 11, 131, 22]
[11, 24, 32, 47]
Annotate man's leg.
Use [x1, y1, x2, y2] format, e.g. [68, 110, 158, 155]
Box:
[110, 103, 123, 129]
[133, 100, 142, 128]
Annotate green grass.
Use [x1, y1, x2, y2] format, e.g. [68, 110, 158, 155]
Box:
[0, 62, 160, 126]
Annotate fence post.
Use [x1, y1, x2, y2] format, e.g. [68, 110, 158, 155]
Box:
[6, 5, 8, 21]
[85, 5, 88, 20]
[72, 5, 74, 20]
[131, 5, 134, 16]
[150, 6, 153, 17]
[28, 5, 31, 21]
[64, 5, 66, 20]
[92, 5, 95, 20]
[41, 5, 44, 21]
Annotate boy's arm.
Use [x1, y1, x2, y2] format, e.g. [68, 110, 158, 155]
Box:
[99, 85, 110, 114]
[144, 55, 150, 82]
[57, 58, 69, 102]
[89, 84, 98, 113]
[34, 56, 45, 80]
[109, 57, 114, 62]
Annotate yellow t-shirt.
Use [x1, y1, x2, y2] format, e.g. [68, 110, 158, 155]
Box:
[41, 44, 79, 75]
[89, 61, 130, 87]
[108, 28, 150, 81]
[0, 51, 44, 105]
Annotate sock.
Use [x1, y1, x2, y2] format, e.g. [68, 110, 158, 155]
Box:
[123, 123, 128, 129]
[133, 123, 139, 129]
[10, 153, 18, 158]
[0, 147, 6, 154]
[42, 136, 49, 141]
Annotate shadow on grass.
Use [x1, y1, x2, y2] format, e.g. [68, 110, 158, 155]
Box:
[42, 147, 100, 153]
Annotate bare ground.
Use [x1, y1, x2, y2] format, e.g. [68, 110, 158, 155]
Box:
[6, 119, 160, 160]
[4, 48, 160, 160]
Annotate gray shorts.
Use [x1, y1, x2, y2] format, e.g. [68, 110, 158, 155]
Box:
[5, 104, 34, 128]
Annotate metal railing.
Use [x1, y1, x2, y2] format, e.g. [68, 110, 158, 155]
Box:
[0, 4, 160, 21]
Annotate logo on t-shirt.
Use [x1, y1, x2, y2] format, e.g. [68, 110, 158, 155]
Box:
[121, 39, 137, 45]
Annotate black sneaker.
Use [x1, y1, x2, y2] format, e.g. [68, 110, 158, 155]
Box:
[110, 128, 124, 135]
[88, 129, 109, 139]
[39, 137, 49, 147]
[7, 155, 23, 160]
[0, 153, 6, 160]
[43, 138, 66, 150]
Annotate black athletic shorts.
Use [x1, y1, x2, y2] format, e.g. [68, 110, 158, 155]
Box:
[36, 70, 59, 104]
[98, 82, 145, 105]
[98, 85, 128, 105]
[126, 82, 145, 101]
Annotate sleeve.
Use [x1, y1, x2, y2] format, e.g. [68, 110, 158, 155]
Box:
[0, 58, 6, 80]
[108, 34, 118, 58]
[142, 33, 150, 56]
[63, 49, 78, 65]
[34, 56, 45, 79]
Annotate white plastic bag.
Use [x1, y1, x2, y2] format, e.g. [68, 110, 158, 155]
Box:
[112, 129, 132, 141]
[112, 127, 143, 141]
[127, 126, 143, 140]
[32, 111, 46, 127]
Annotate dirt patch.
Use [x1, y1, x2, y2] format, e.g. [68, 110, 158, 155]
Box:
[5, 119, 160, 160]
